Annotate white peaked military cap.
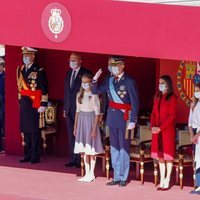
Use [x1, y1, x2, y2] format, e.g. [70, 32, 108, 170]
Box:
[21, 46, 38, 54]
[0, 57, 5, 65]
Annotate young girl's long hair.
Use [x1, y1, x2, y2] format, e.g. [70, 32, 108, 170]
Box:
[78, 73, 93, 104]
[156, 75, 175, 101]
[191, 82, 200, 111]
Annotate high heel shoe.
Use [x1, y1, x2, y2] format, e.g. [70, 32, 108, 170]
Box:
[157, 184, 164, 191]
[162, 178, 170, 191]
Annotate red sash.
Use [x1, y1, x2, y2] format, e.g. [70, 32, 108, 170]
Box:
[109, 101, 131, 121]
[21, 89, 42, 109]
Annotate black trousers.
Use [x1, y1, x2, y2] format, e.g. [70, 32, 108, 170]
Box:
[23, 131, 41, 162]
[66, 113, 80, 164]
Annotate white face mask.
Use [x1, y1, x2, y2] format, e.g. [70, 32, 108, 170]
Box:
[194, 92, 200, 99]
[111, 67, 119, 75]
[23, 56, 31, 65]
[69, 61, 78, 69]
[159, 83, 166, 92]
[108, 65, 112, 73]
[81, 82, 90, 90]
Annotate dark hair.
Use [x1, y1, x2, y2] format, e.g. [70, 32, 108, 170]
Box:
[78, 73, 93, 104]
[156, 75, 175, 101]
[191, 82, 200, 110]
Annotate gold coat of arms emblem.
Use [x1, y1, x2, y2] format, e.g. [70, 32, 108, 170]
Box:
[48, 8, 64, 38]
[177, 61, 200, 106]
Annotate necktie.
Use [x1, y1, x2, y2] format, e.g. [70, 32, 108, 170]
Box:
[71, 70, 76, 88]
[114, 76, 119, 86]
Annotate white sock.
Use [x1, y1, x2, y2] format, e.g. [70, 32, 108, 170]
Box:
[164, 162, 172, 188]
[90, 157, 96, 178]
[159, 162, 166, 187]
[84, 155, 90, 177]
[78, 155, 90, 181]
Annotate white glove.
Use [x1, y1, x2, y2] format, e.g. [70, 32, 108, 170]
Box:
[93, 69, 103, 81]
[38, 106, 47, 113]
[127, 122, 135, 130]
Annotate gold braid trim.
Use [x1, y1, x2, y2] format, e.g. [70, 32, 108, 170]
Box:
[16, 65, 24, 93]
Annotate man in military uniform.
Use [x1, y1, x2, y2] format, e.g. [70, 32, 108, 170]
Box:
[0, 57, 5, 152]
[63, 52, 92, 167]
[91, 56, 139, 187]
[17, 47, 48, 164]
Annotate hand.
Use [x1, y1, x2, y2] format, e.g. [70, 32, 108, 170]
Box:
[127, 122, 135, 130]
[73, 127, 77, 136]
[63, 111, 66, 118]
[91, 130, 96, 138]
[99, 114, 104, 126]
[93, 69, 103, 81]
[151, 127, 161, 134]
[37, 106, 47, 113]
[192, 134, 200, 144]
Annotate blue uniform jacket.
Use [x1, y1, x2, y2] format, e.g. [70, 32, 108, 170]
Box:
[91, 73, 139, 128]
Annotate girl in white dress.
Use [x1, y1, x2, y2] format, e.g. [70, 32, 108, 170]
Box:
[188, 83, 200, 194]
[74, 73, 104, 182]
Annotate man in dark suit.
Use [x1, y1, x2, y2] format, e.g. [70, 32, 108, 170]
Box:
[17, 47, 48, 164]
[63, 52, 92, 167]
[91, 56, 139, 186]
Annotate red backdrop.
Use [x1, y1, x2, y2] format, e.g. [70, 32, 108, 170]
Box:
[159, 59, 190, 123]
[5, 46, 156, 156]
[3, 0, 193, 156]
[1, 0, 200, 61]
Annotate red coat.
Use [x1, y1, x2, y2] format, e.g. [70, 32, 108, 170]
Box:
[150, 93, 177, 160]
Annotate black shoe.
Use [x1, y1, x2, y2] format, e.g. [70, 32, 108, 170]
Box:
[30, 160, 40, 164]
[119, 181, 127, 187]
[64, 161, 76, 167]
[190, 190, 200, 195]
[75, 163, 81, 168]
[106, 180, 120, 186]
[19, 159, 30, 163]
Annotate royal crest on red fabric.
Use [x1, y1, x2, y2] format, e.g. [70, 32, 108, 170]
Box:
[41, 2, 71, 43]
[177, 61, 199, 106]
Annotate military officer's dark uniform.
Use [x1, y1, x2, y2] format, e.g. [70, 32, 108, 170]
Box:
[91, 56, 139, 186]
[17, 47, 48, 164]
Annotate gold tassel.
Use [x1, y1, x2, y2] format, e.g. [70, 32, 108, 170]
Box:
[125, 129, 129, 139]
[39, 112, 45, 128]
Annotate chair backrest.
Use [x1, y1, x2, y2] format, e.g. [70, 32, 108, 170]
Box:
[45, 101, 58, 125]
[139, 125, 152, 143]
[178, 130, 191, 147]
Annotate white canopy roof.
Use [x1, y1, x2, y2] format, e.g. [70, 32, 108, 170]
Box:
[114, 0, 200, 7]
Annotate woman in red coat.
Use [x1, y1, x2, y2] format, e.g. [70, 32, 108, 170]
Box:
[151, 75, 177, 191]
